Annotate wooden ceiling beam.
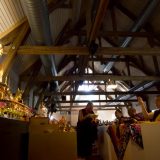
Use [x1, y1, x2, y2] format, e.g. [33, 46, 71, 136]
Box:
[3, 46, 160, 56]
[54, 99, 137, 103]
[58, 105, 128, 108]
[21, 74, 160, 82]
[43, 91, 160, 96]
[48, 0, 68, 13]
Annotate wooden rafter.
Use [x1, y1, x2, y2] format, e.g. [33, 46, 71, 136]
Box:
[0, 0, 68, 43]
[116, 2, 160, 45]
[110, 6, 118, 42]
[0, 17, 27, 40]
[0, 27, 23, 46]
[152, 56, 160, 75]
[102, 31, 160, 38]
[55, 19, 71, 45]
[1, 22, 29, 81]
[58, 55, 76, 72]
[22, 60, 42, 99]
[129, 57, 154, 76]
[58, 64, 77, 89]
[88, 0, 109, 43]
[20, 59, 41, 76]
[60, 81, 72, 92]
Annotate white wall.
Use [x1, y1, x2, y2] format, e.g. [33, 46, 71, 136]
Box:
[51, 111, 70, 122]
[70, 110, 117, 126]
[50, 110, 118, 126]
[97, 110, 116, 122]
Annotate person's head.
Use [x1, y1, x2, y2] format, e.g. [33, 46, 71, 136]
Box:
[86, 102, 93, 113]
[128, 107, 136, 118]
[156, 95, 160, 108]
[115, 109, 122, 119]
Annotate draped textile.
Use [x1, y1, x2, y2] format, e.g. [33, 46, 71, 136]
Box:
[108, 123, 143, 160]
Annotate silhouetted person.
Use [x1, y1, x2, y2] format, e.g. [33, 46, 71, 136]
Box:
[77, 102, 98, 159]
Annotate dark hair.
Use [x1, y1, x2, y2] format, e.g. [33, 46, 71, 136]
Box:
[115, 108, 122, 114]
[87, 102, 93, 106]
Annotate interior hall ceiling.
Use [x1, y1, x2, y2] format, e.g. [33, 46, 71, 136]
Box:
[0, 0, 160, 110]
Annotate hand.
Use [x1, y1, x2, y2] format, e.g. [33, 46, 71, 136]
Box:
[85, 114, 97, 118]
[137, 97, 144, 104]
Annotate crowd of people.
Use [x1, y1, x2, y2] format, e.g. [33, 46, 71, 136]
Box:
[76, 95, 160, 159]
[114, 95, 160, 123]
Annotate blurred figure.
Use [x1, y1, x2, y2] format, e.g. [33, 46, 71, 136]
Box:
[115, 108, 124, 124]
[114, 109, 124, 138]
[138, 96, 160, 121]
[127, 107, 144, 121]
[78, 102, 95, 122]
[77, 102, 98, 159]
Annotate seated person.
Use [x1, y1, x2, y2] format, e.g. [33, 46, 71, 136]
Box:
[115, 108, 136, 124]
[114, 109, 125, 138]
[115, 108, 124, 124]
[127, 107, 145, 121]
[138, 96, 160, 121]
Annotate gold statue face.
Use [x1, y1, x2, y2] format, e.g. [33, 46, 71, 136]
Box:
[14, 88, 23, 101]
